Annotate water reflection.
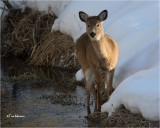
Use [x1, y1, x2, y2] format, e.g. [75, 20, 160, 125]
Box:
[1, 57, 95, 127]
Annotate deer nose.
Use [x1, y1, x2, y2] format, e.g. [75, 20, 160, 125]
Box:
[90, 32, 96, 38]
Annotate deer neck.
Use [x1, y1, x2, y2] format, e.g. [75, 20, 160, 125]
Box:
[91, 34, 108, 60]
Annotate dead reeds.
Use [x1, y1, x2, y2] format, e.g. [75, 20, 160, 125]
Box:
[29, 31, 80, 69]
[12, 11, 57, 56]
[1, 9, 29, 55]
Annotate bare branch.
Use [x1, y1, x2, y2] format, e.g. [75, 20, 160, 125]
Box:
[2, 0, 13, 10]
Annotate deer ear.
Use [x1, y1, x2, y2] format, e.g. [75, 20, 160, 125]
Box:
[79, 11, 89, 22]
[98, 10, 108, 21]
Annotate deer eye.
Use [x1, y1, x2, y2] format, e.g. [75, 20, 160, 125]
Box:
[87, 24, 90, 27]
[97, 24, 99, 27]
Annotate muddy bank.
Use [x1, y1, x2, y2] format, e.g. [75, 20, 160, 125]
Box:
[87, 106, 159, 127]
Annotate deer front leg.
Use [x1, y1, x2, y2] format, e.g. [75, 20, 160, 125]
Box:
[84, 68, 95, 115]
[93, 68, 102, 112]
[105, 69, 115, 99]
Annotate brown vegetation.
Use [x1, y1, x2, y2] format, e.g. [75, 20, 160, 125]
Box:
[1, 9, 79, 69]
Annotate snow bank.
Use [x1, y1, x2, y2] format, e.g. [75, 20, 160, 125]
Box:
[112, 1, 159, 88]
[101, 66, 160, 121]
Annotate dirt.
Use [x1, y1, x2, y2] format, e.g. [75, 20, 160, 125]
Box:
[86, 105, 159, 127]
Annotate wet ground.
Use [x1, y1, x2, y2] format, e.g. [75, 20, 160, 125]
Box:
[1, 57, 95, 127]
[2, 57, 159, 127]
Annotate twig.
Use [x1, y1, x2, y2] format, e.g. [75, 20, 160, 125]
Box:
[9, 19, 15, 27]
[0, 6, 9, 11]
[2, 0, 13, 10]
[1, 5, 6, 19]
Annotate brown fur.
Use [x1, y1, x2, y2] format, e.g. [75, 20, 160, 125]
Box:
[75, 10, 119, 114]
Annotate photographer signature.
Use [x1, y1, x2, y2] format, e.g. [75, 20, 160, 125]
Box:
[6, 114, 25, 118]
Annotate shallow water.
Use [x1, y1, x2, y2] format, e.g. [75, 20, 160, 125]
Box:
[1, 57, 95, 127]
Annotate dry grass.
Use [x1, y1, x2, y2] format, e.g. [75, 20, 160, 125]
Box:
[86, 107, 159, 127]
[1, 9, 29, 55]
[29, 31, 80, 69]
[11, 10, 56, 56]
[1, 9, 56, 56]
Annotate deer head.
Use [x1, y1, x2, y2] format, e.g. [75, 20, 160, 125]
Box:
[79, 10, 108, 41]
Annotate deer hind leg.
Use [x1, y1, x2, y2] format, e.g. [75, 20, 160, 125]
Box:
[84, 68, 95, 115]
[91, 84, 97, 112]
[105, 69, 115, 99]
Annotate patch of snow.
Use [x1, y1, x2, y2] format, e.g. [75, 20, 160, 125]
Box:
[4, 1, 70, 16]
[26, 1, 70, 16]
[108, 111, 112, 117]
[71, 52, 75, 56]
[101, 66, 160, 121]
[9, 0, 27, 12]
[105, 83, 107, 89]
[75, 69, 84, 81]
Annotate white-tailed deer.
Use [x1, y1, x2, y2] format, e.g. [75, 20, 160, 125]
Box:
[75, 10, 119, 114]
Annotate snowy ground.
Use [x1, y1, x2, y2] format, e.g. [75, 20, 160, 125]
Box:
[1, 0, 159, 121]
